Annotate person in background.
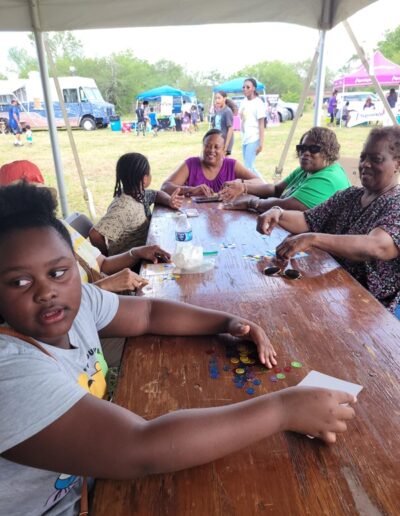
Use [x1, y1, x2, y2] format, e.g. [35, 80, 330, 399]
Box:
[256, 126, 400, 317]
[90, 152, 183, 255]
[341, 102, 352, 127]
[25, 124, 33, 145]
[191, 105, 199, 131]
[8, 99, 23, 146]
[212, 91, 234, 155]
[387, 88, 398, 109]
[135, 102, 146, 136]
[161, 129, 262, 196]
[169, 113, 176, 131]
[221, 127, 349, 212]
[363, 97, 375, 110]
[181, 110, 191, 133]
[0, 182, 356, 515]
[327, 90, 338, 126]
[239, 78, 265, 178]
[148, 107, 159, 136]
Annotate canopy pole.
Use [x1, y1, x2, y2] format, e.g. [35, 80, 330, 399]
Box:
[343, 20, 398, 126]
[29, 0, 69, 217]
[274, 37, 320, 179]
[44, 36, 96, 220]
[313, 30, 327, 127]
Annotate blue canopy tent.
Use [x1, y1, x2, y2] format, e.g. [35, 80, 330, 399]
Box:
[136, 85, 196, 114]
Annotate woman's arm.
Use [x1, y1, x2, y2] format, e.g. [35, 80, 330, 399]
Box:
[161, 162, 214, 197]
[276, 227, 399, 262]
[256, 118, 265, 154]
[161, 162, 190, 195]
[256, 208, 309, 236]
[89, 227, 108, 256]
[3, 386, 356, 479]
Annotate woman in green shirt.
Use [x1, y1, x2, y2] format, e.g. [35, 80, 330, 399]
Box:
[220, 127, 350, 212]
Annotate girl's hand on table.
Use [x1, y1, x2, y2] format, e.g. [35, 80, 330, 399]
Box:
[227, 318, 277, 368]
[169, 188, 185, 210]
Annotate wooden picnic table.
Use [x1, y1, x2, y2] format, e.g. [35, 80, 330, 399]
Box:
[93, 202, 400, 516]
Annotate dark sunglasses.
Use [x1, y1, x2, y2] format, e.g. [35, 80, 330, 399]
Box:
[263, 265, 302, 280]
[296, 144, 322, 154]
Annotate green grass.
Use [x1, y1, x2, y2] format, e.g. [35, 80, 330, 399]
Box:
[1, 112, 371, 219]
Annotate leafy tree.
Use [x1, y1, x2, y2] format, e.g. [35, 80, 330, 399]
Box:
[377, 25, 400, 64]
[7, 47, 38, 78]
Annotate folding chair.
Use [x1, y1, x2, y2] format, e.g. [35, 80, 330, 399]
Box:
[64, 212, 93, 238]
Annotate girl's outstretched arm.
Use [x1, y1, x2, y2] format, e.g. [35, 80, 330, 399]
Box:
[3, 387, 356, 479]
[99, 296, 277, 367]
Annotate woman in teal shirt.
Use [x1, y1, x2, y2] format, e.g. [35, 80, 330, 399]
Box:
[220, 127, 350, 212]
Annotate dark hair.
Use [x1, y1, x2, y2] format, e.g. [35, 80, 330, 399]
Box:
[216, 90, 227, 99]
[298, 127, 340, 164]
[0, 182, 72, 250]
[367, 126, 400, 160]
[244, 78, 258, 96]
[113, 152, 150, 202]
[202, 128, 224, 143]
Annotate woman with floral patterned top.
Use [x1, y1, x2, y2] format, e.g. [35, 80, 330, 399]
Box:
[256, 126, 400, 316]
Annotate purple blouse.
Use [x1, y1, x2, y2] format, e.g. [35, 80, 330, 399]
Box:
[304, 186, 400, 313]
[185, 157, 236, 193]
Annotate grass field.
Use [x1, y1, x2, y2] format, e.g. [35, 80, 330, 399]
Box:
[0, 112, 372, 218]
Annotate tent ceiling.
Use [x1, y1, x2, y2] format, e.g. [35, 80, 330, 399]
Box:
[0, 0, 377, 32]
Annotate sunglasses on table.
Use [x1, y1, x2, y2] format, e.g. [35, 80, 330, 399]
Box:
[296, 144, 322, 154]
[263, 263, 302, 280]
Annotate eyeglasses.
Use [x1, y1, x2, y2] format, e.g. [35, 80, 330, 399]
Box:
[263, 263, 302, 280]
[296, 144, 322, 155]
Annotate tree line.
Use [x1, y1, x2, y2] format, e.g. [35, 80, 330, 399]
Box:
[3, 26, 399, 116]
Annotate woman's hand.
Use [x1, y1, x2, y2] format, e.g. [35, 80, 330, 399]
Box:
[278, 386, 357, 443]
[275, 234, 315, 260]
[227, 318, 277, 368]
[95, 269, 149, 293]
[256, 208, 282, 235]
[219, 180, 245, 202]
[223, 194, 259, 211]
[188, 184, 215, 197]
[169, 188, 185, 210]
[131, 245, 171, 264]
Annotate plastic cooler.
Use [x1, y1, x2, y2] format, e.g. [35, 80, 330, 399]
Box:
[110, 115, 121, 132]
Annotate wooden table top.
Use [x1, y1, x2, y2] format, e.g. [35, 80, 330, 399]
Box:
[93, 202, 400, 516]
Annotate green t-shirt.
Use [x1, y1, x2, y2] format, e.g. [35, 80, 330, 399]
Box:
[281, 162, 350, 209]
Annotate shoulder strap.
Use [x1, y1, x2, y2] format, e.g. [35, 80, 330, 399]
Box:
[0, 326, 55, 359]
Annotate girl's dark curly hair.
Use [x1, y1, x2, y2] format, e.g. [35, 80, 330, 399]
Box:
[297, 127, 340, 164]
[113, 152, 151, 203]
[367, 126, 400, 159]
[0, 182, 72, 249]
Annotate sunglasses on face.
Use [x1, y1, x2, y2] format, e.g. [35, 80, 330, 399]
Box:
[263, 264, 302, 280]
[296, 144, 322, 155]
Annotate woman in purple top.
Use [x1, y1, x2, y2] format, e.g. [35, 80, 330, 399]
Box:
[328, 90, 338, 126]
[256, 126, 400, 316]
[161, 129, 261, 196]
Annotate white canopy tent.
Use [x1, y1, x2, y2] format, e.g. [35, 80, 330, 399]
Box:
[0, 0, 378, 214]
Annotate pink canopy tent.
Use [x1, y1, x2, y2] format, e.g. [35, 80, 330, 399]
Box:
[334, 50, 400, 88]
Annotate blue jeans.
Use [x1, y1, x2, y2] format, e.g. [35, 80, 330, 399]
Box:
[242, 140, 263, 179]
[395, 304, 400, 321]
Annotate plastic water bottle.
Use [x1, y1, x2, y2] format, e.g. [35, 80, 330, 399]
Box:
[175, 213, 193, 243]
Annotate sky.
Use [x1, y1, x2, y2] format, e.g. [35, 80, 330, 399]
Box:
[0, 0, 399, 78]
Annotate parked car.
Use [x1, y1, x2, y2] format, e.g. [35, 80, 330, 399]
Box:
[336, 91, 383, 115]
[231, 94, 295, 123]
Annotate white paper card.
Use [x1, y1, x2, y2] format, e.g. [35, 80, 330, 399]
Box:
[298, 370, 363, 439]
[298, 370, 363, 398]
